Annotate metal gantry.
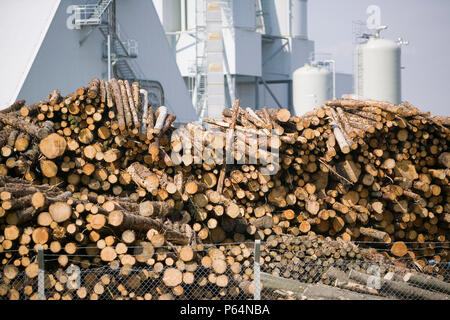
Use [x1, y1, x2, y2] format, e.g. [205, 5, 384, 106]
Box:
[72, 0, 164, 107]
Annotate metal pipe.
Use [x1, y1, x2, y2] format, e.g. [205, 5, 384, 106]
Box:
[258, 79, 292, 84]
[108, 0, 116, 79]
[111, 0, 116, 33]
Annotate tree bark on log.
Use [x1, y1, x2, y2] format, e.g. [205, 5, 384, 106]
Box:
[1, 100, 26, 114]
[0, 113, 53, 139]
[127, 162, 159, 193]
[348, 268, 450, 300]
[109, 79, 126, 131]
[261, 272, 389, 300]
[108, 210, 189, 245]
[402, 272, 450, 295]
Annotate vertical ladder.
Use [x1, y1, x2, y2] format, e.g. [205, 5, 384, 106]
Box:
[204, 0, 225, 119]
[352, 20, 367, 98]
[356, 45, 363, 98]
[220, 0, 236, 105]
[194, 0, 207, 116]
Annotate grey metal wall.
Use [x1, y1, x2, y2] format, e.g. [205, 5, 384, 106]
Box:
[13, 0, 197, 123]
[18, 1, 105, 103]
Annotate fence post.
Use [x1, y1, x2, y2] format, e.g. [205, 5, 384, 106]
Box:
[38, 246, 45, 300]
[254, 240, 261, 300]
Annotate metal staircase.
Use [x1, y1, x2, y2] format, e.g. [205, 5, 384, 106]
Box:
[74, 0, 138, 79]
[189, 61, 207, 116]
[114, 60, 135, 80]
[71, 0, 164, 107]
[99, 25, 137, 59]
[98, 24, 138, 80]
[74, 0, 113, 27]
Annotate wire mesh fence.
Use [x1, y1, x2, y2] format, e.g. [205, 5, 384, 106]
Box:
[0, 243, 257, 300]
[259, 237, 450, 300]
[1, 241, 449, 300]
[260, 259, 450, 300]
[41, 264, 254, 300]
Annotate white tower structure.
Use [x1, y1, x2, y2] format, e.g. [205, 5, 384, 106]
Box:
[205, 0, 226, 119]
[354, 26, 405, 104]
[0, 0, 198, 124]
[155, 0, 352, 119]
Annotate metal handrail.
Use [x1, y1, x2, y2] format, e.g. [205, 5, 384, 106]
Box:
[116, 24, 139, 57]
[73, 0, 112, 26]
[74, 5, 100, 25]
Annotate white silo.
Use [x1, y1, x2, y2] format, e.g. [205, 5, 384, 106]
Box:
[354, 26, 402, 104]
[293, 62, 333, 115]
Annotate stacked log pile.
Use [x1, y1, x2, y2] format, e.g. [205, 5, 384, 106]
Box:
[261, 234, 383, 285]
[0, 78, 448, 300]
[202, 99, 450, 267]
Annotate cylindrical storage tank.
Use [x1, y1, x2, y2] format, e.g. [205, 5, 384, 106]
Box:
[293, 63, 332, 115]
[356, 37, 401, 104]
[291, 0, 308, 39]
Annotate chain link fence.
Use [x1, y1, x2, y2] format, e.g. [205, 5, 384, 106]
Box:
[260, 259, 450, 300]
[1, 241, 449, 300]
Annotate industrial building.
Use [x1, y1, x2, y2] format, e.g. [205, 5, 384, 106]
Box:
[0, 0, 198, 124]
[1, 0, 406, 122]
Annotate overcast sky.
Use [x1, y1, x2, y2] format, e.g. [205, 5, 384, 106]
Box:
[308, 0, 450, 116]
